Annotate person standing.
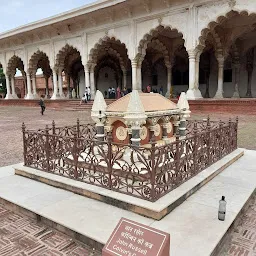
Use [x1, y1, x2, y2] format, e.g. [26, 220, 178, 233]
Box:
[116, 86, 121, 99]
[39, 95, 46, 115]
[146, 84, 151, 93]
[160, 86, 163, 95]
[111, 87, 116, 99]
[72, 88, 76, 99]
[87, 86, 91, 101]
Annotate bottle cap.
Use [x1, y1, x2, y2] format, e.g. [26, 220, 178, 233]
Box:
[221, 196, 225, 200]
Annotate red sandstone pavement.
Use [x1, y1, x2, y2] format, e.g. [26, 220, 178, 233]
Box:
[0, 105, 255, 255]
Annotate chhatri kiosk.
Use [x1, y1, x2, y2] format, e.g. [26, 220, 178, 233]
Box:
[91, 90, 190, 147]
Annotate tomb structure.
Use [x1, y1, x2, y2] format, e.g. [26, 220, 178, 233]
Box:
[91, 90, 191, 147]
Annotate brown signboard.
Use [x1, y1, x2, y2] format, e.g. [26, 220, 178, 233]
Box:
[102, 218, 170, 256]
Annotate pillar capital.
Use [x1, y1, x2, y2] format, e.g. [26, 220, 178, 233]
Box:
[187, 49, 197, 59]
[216, 56, 225, 66]
[166, 64, 172, 70]
[131, 59, 138, 67]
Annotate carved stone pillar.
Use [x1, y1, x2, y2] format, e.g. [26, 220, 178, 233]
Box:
[51, 70, 59, 99]
[188, 50, 196, 91]
[215, 57, 224, 98]
[131, 59, 138, 91]
[26, 73, 34, 99]
[166, 65, 172, 98]
[232, 63, 240, 98]
[137, 63, 142, 91]
[58, 70, 64, 98]
[195, 51, 201, 91]
[5, 75, 12, 99]
[245, 49, 254, 98]
[31, 74, 38, 99]
[11, 76, 18, 98]
[85, 65, 90, 94]
[44, 75, 50, 98]
[186, 50, 202, 99]
[90, 67, 96, 100]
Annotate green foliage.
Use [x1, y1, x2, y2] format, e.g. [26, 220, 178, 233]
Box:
[0, 68, 6, 94]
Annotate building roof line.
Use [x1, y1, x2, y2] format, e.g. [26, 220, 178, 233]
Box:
[0, 0, 126, 40]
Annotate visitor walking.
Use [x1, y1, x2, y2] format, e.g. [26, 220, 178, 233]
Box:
[39, 95, 46, 115]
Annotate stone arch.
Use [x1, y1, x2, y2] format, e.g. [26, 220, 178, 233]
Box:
[136, 25, 185, 63]
[147, 39, 170, 66]
[96, 47, 126, 71]
[198, 10, 256, 52]
[55, 44, 82, 70]
[89, 36, 130, 69]
[7, 55, 25, 76]
[28, 50, 52, 75]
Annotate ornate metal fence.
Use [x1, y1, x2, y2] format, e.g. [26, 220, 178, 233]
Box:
[22, 118, 238, 202]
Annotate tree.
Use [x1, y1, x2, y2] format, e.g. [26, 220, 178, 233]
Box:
[0, 68, 6, 95]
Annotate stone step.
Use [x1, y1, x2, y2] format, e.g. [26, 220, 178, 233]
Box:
[0, 149, 255, 255]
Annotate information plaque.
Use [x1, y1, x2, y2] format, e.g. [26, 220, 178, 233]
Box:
[102, 218, 170, 256]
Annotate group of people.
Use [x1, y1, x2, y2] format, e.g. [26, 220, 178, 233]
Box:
[104, 86, 130, 99]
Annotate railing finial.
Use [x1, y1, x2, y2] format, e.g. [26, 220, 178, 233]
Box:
[22, 122, 26, 132]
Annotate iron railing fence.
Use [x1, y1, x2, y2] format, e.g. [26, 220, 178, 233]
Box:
[22, 118, 238, 202]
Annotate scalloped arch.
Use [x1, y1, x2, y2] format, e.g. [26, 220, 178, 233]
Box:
[89, 36, 130, 63]
[198, 10, 256, 52]
[55, 44, 82, 69]
[147, 39, 170, 66]
[94, 47, 125, 71]
[28, 50, 51, 72]
[7, 55, 25, 75]
[136, 25, 185, 62]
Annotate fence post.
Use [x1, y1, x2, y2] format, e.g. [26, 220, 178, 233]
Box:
[235, 117, 239, 149]
[22, 123, 27, 166]
[77, 118, 80, 138]
[175, 132, 180, 182]
[73, 130, 78, 179]
[45, 125, 50, 172]
[219, 120, 223, 159]
[150, 134, 156, 201]
[207, 117, 211, 165]
[52, 120, 55, 135]
[107, 133, 113, 189]
[228, 118, 232, 152]
[193, 122, 198, 174]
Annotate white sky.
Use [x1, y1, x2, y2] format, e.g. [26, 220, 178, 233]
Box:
[0, 0, 96, 33]
[2, 0, 96, 75]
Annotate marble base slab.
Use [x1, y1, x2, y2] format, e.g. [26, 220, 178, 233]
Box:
[15, 148, 244, 220]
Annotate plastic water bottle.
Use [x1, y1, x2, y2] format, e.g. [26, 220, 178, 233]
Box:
[218, 196, 226, 221]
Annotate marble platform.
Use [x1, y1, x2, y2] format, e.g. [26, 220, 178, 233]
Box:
[14, 148, 244, 220]
[0, 149, 255, 255]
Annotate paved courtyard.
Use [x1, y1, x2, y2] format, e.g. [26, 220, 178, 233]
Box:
[0, 204, 99, 256]
[0, 105, 255, 255]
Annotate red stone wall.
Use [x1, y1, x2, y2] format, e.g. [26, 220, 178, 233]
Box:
[14, 75, 73, 98]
